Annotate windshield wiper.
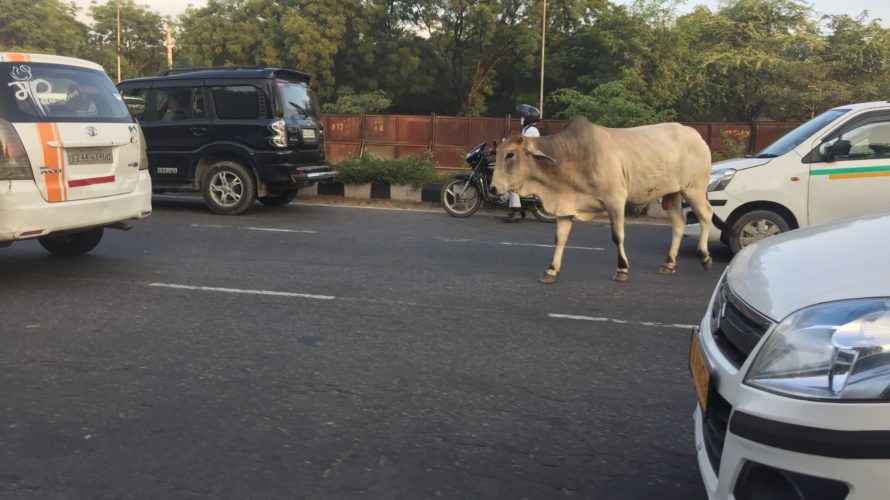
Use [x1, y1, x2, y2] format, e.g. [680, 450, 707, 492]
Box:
[756, 153, 780, 158]
[288, 101, 309, 117]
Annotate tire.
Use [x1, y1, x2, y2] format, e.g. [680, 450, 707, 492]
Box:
[529, 198, 557, 223]
[440, 178, 483, 218]
[258, 188, 298, 207]
[38, 228, 104, 256]
[201, 160, 256, 215]
[729, 209, 791, 254]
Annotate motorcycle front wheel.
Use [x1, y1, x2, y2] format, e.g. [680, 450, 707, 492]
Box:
[529, 198, 557, 223]
[441, 178, 483, 218]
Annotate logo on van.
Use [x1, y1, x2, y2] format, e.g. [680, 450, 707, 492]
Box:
[86, 127, 98, 137]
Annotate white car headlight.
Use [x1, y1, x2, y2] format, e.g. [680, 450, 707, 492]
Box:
[708, 169, 735, 192]
[745, 299, 890, 401]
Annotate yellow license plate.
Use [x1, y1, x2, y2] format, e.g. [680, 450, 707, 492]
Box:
[689, 329, 710, 413]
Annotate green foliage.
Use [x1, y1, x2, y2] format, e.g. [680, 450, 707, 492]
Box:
[712, 131, 750, 161]
[334, 151, 443, 185]
[0, 0, 88, 56]
[89, 0, 167, 80]
[549, 82, 676, 127]
[2, 0, 890, 122]
[322, 87, 391, 114]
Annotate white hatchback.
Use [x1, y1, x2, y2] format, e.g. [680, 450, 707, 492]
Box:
[0, 52, 151, 255]
[690, 212, 890, 499]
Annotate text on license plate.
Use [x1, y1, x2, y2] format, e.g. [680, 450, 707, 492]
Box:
[689, 330, 710, 413]
[67, 148, 113, 165]
[302, 129, 316, 139]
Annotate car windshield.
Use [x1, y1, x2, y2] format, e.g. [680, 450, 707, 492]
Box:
[278, 80, 321, 120]
[0, 62, 132, 123]
[755, 108, 849, 158]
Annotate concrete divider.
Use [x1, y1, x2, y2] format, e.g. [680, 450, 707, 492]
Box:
[301, 181, 670, 219]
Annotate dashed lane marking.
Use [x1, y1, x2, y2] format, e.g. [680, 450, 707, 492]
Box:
[437, 237, 604, 251]
[191, 224, 317, 234]
[148, 283, 335, 301]
[548, 313, 696, 330]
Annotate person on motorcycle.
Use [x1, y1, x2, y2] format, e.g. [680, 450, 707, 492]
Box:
[502, 104, 541, 222]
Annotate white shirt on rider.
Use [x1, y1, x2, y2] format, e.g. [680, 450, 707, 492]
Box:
[507, 124, 540, 208]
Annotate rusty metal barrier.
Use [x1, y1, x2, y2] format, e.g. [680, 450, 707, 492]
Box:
[322, 114, 800, 173]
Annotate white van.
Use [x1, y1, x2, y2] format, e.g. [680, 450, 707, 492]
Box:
[0, 53, 151, 255]
[685, 100, 890, 253]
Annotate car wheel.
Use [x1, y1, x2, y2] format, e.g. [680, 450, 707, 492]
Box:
[201, 160, 256, 215]
[38, 228, 104, 256]
[729, 209, 791, 253]
[258, 187, 298, 207]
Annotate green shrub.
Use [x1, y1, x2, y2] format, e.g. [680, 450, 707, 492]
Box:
[712, 131, 749, 161]
[334, 150, 444, 185]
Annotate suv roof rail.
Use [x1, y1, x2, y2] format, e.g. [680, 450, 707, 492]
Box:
[157, 65, 261, 76]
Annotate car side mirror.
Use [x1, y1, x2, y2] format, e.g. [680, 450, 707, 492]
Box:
[824, 139, 851, 162]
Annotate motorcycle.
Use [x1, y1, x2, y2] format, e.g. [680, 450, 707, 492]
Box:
[440, 142, 556, 222]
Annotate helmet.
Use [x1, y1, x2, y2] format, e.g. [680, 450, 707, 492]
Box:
[516, 104, 540, 126]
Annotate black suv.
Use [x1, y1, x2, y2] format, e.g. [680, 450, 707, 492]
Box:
[118, 66, 336, 215]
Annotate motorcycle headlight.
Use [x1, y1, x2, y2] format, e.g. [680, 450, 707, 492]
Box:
[745, 299, 890, 401]
[708, 169, 735, 192]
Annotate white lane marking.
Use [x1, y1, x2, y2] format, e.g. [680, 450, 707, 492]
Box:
[148, 283, 335, 300]
[437, 237, 603, 251]
[191, 224, 317, 234]
[548, 313, 696, 330]
[499, 241, 604, 251]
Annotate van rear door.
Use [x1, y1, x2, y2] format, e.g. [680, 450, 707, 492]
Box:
[1, 61, 140, 202]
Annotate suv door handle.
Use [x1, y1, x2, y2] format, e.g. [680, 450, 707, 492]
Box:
[190, 126, 208, 136]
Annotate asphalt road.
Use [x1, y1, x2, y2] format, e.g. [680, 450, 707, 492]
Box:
[0, 197, 732, 500]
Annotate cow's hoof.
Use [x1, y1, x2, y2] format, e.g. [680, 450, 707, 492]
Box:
[658, 264, 677, 275]
[539, 273, 558, 284]
[701, 256, 713, 271]
[612, 270, 629, 282]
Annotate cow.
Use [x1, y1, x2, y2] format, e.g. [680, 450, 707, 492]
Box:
[490, 116, 714, 283]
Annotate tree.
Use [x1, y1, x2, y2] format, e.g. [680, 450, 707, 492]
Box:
[322, 87, 392, 113]
[550, 81, 676, 126]
[89, 0, 166, 79]
[0, 0, 88, 56]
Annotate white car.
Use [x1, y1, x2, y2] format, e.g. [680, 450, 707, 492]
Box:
[685, 101, 890, 253]
[0, 52, 151, 255]
[690, 212, 890, 499]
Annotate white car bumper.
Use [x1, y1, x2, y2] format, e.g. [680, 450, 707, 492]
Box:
[0, 171, 152, 242]
[692, 313, 890, 500]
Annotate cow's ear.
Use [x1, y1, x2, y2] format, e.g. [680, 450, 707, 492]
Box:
[526, 145, 556, 164]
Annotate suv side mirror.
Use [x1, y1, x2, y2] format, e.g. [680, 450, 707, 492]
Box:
[824, 139, 852, 162]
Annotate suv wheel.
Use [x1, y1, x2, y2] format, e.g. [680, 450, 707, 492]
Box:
[258, 188, 298, 207]
[202, 160, 256, 215]
[38, 228, 104, 256]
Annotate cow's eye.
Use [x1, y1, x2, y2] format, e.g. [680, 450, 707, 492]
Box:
[505, 152, 515, 160]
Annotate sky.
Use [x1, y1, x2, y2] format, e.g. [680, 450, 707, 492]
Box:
[71, 0, 889, 26]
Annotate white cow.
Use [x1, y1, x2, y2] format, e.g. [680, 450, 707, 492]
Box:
[490, 116, 714, 283]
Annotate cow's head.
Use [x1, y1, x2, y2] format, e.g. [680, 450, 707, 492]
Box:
[490, 136, 556, 198]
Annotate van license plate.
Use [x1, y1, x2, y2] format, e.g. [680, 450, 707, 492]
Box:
[67, 148, 113, 165]
[689, 329, 711, 413]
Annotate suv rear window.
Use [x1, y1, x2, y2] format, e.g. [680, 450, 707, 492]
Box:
[211, 85, 263, 119]
[278, 81, 321, 120]
[0, 62, 132, 123]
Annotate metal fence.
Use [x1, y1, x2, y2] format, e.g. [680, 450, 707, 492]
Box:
[321, 114, 800, 172]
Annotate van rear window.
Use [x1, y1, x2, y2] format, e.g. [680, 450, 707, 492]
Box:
[1, 63, 132, 123]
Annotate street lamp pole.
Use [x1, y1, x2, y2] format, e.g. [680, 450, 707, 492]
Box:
[539, 0, 547, 118]
[116, 0, 121, 82]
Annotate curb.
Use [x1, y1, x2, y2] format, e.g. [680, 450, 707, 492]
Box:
[303, 181, 670, 219]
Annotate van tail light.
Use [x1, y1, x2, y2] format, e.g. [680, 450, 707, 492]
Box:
[268, 119, 288, 148]
[0, 118, 33, 180]
[136, 123, 149, 170]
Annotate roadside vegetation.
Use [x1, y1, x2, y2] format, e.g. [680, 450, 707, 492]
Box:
[3, 0, 889, 127]
[334, 152, 445, 186]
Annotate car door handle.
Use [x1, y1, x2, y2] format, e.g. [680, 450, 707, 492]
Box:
[190, 126, 208, 136]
